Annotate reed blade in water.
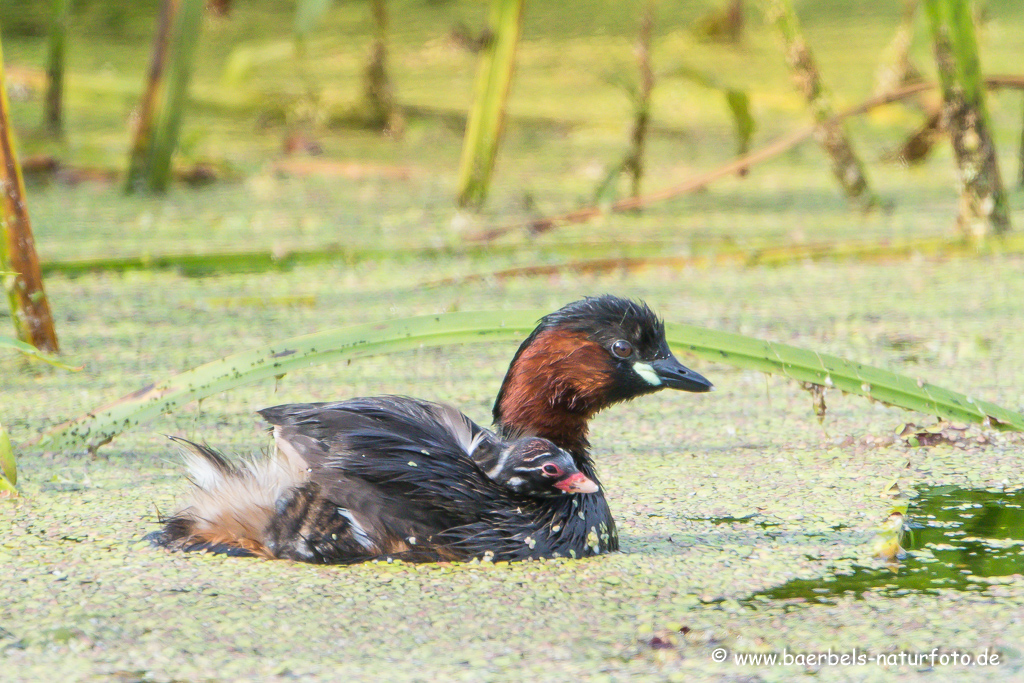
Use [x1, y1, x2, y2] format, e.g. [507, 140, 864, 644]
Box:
[0, 418, 16, 494]
[31, 311, 1024, 455]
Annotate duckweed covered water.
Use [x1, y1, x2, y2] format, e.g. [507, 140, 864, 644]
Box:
[4, 261, 1023, 681]
[748, 485, 1024, 606]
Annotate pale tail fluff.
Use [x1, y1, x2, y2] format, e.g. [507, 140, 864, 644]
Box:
[152, 437, 307, 557]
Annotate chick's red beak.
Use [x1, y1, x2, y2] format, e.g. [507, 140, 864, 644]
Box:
[554, 472, 599, 494]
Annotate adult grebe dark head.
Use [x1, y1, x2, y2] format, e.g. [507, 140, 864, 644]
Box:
[493, 295, 712, 453]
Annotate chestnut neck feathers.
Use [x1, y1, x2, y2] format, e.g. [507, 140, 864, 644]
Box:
[491, 328, 608, 455]
[492, 296, 669, 456]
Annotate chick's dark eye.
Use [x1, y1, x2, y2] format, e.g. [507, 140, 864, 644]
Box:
[541, 464, 561, 477]
[611, 340, 633, 358]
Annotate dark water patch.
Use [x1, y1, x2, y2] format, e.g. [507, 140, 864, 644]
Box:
[745, 485, 1024, 606]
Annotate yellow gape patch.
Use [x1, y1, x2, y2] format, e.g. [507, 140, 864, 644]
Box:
[632, 361, 662, 386]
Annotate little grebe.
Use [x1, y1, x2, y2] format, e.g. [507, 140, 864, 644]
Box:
[152, 295, 712, 562]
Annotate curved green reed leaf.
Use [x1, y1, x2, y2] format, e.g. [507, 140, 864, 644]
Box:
[32, 311, 1023, 455]
[34, 311, 541, 454]
[1, 335, 82, 371]
[666, 323, 1024, 431]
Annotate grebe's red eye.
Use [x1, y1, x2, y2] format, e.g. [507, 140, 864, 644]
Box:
[541, 463, 561, 477]
[611, 340, 633, 358]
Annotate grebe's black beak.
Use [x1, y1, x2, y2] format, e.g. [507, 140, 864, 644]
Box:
[651, 356, 714, 393]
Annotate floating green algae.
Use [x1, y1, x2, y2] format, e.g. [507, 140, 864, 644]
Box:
[747, 485, 1024, 606]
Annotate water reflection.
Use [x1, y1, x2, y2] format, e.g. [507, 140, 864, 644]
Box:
[747, 485, 1024, 605]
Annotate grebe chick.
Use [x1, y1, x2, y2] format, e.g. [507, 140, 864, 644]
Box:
[156, 397, 596, 563]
